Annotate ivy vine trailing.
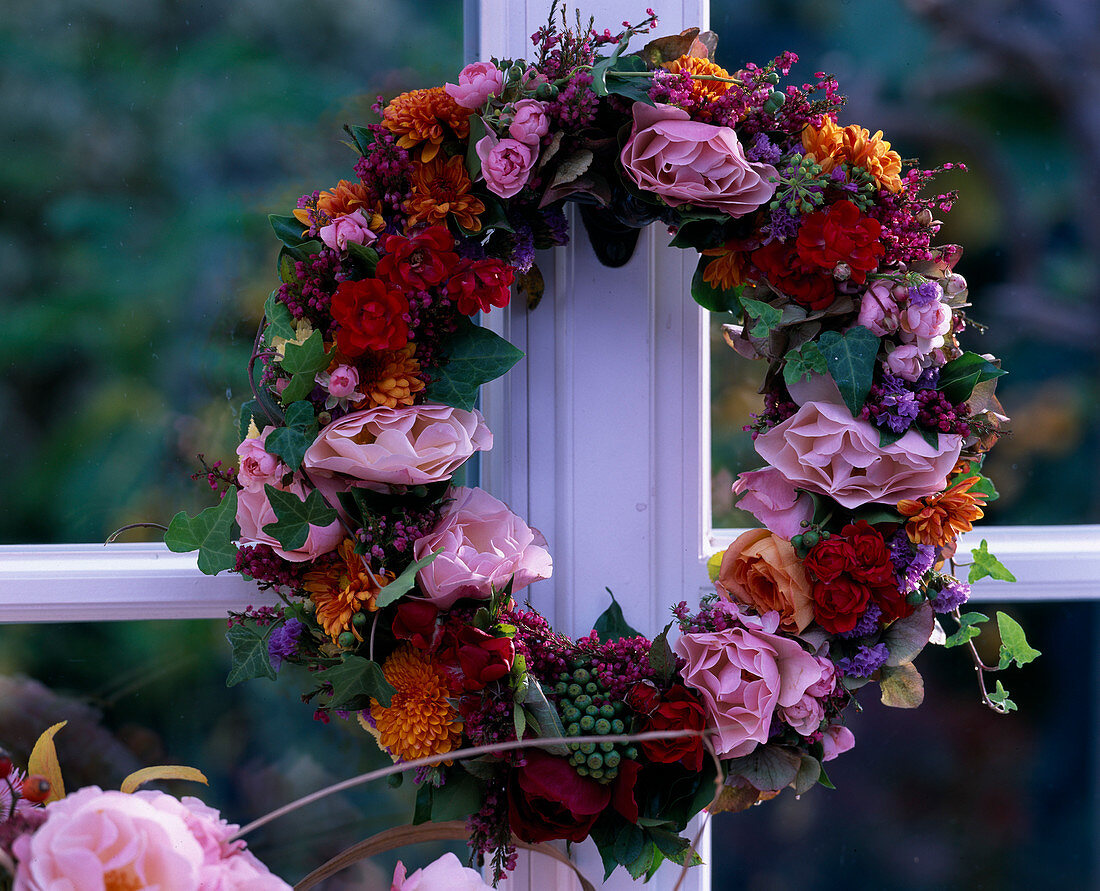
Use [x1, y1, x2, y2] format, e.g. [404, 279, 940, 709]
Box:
[161, 3, 1036, 882]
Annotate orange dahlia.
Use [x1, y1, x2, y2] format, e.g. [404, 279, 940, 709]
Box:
[405, 155, 485, 231]
[303, 539, 391, 642]
[382, 87, 471, 163]
[701, 241, 749, 291]
[664, 54, 733, 102]
[359, 344, 426, 409]
[897, 475, 988, 548]
[802, 120, 904, 193]
[368, 644, 463, 762]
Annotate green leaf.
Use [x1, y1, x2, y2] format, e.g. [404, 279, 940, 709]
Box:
[668, 219, 720, 250]
[264, 291, 297, 341]
[346, 124, 375, 155]
[261, 485, 338, 551]
[648, 622, 676, 683]
[882, 602, 934, 666]
[689, 255, 742, 313]
[877, 425, 905, 448]
[283, 239, 325, 262]
[374, 549, 441, 609]
[466, 115, 487, 182]
[523, 683, 570, 755]
[944, 611, 988, 648]
[726, 745, 801, 792]
[413, 783, 433, 825]
[269, 213, 309, 248]
[424, 318, 524, 411]
[278, 251, 297, 285]
[938, 352, 1006, 404]
[968, 540, 1017, 584]
[430, 770, 482, 821]
[164, 489, 240, 576]
[238, 399, 276, 441]
[264, 401, 319, 471]
[878, 662, 925, 708]
[816, 326, 880, 416]
[513, 705, 527, 740]
[793, 755, 822, 795]
[918, 427, 940, 450]
[649, 828, 702, 867]
[782, 341, 828, 389]
[964, 470, 1000, 503]
[281, 330, 331, 376]
[346, 241, 379, 273]
[987, 680, 1018, 712]
[741, 297, 783, 338]
[613, 824, 646, 871]
[318, 655, 396, 709]
[593, 589, 641, 642]
[605, 55, 654, 105]
[996, 612, 1041, 670]
[279, 372, 316, 405]
[225, 622, 277, 686]
[627, 841, 663, 882]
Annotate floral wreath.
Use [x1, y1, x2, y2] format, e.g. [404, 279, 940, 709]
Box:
[153, 5, 1037, 884]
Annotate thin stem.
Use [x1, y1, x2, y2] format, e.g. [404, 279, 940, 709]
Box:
[104, 522, 168, 544]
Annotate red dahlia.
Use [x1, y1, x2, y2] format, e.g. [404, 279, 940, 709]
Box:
[751, 240, 837, 310]
[795, 199, 884, 283]
[330, 278, 410, 356]
[445, 258, 515, 316]
[375, 225, 459, 291]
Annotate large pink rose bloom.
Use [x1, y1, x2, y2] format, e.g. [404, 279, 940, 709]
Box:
[236, 478, 344, 562]
[620, 102, 777, 216]
[413, 486, 552, 608]
[303, 404, 492, 490]
[673, 607, 825, 759]
[445, 61, 504, 110]
[753, 400, 963, 509]
[475, 134, 536, 199]
[732, 468, 814, 539]
[391, 852, 494, 891]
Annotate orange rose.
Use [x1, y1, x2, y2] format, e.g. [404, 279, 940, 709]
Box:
[717, 528, 814, 634]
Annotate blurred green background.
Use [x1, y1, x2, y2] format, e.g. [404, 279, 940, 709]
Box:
[2, 0, 1097, 887]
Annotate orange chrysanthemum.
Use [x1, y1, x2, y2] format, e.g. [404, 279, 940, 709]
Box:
[367, 645, 463, 762]
[897, 475, 988, 548]
[359, 344, 426, 409]
[382, 87, 471, 163]
[802, 120, 904, 194]
[701, 241, 749, 290]
[405, 155, 485, 232]
[303, 539, 391, 641]
[318, 179, 371, 217]
[664, 54, 732, 102]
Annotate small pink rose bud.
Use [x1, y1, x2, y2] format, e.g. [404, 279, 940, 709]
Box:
[327, 364, 359, 398]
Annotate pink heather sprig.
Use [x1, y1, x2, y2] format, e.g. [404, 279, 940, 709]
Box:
[548, 71, 600, 129]
[191, 455, 237, 498]
[234, 543, 322, 590]
[275, 248, 350, 323]
[354, 118, 413, 225]
[226, 604, 283, 629]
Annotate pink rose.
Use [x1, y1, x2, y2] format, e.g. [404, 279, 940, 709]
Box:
[475, 134, 536, 199]
[820, 724, 856, 761]
[899, 299, 952, 354]
[620, 102, 777, 216]
[856, 280, 900, 337]
[319, 209, 377, 252]
[508, 99, 550, 145]
[779, 692, 825, 736]
[885, 342, 924, 381]
[236, 478, 343, 562]
[806, 656, 837, 698]
[391, 852, 494, 891]
[326, 364, 359, 398]
[303, 404, 492, 490]
[413, 486, 552, 608]
[673, 607, 825, 759]
[732, 468, 814, 539]
[445, 61, 504, 110]
[753, 400, 963, 509]
[236, 427, 286, 491]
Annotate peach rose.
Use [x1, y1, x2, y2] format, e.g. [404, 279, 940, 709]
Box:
[236, 478, 343, 562]
[717, 528, 814, 634]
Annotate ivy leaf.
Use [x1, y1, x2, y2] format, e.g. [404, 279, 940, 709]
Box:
[648, 622, 676, 683]
[374, 549, 441, 609]
[741, 297, 783, 338]
[782, 341, 828, 389]
[969, 539, 1017, 584]
[938, 352, 1006, 404]
[944, 611, 989, 648]
[816, 326, 880, 416]
[238, 399, 276, 441]
[466, 115, 487, 182]
[792, 754, 822, 795]
[726, 745, 801, 792]
[689, 255, 742, 313]
[264, 291, 297, 341]
[318, 655, 396, 709]
[425, 318, 524, 411]
[345, 124, 375, 155]
[996, 612, 1041, 670]
[265, 401, 318, 471]
[226, 623, 277, 686]
[279, 372, 316, 405]
[987, 680, 1018, 712]
[594, 589, 641, 642]
[281, 329, 330, 377]
[268, 213, 309, 248]
[878, 662, 925, 708]
[262, 485, 337, 551]
[164, 489, 240, 576]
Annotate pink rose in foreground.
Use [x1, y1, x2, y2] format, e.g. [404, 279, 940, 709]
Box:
[508, 99, 550, 144]
[856, 280, 900, 337]
[236, 427, 286, 491]
[753, 400, 962, 509]
[445, 61, 504, 110]
[236, 478, 343, 562]
[821, 724, 856, 761]
[303, 404, 492, 490]
[732, 468, 814, 539]
[476, 134, 536, 198]
[620, 102, 777, 216]
[319, 209, 377, 253]
[413, 486, 552, 608]
[391, 852, 494, 891]
[885, 342, 924, 381]
[899, 299, 952, 354]
[673, 607, 825, 759]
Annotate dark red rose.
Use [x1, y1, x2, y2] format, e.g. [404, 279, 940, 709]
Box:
[871, 582, 914, 624]
[330, 278, 410, 356]
[611, 757, 642, 824]
[795, 199, 884, 283]
[391, 601, 440, 650]
[508, 749, 611, 843]
[375, 226, 459, 291]
[804, 537, 857, 583]
[439, 625, 515, 692]
[626, 680, 662, 716]
[842, 520, 895, 587]
[751, 240, 836, 310]
[445, 258, 515, 316]
[811, 577, 871, 634]
[637, 685, 707, 771]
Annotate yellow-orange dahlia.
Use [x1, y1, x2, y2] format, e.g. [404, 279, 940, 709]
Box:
[358, 344, 426, 409]
[303, 539, 391, 642]
[382, 87, 471, 163]
[701, 241, 749, 291]
[802, 120, 904, 193]
[897, 475, 988, 548]
[405, 155, 485, 232]
[664, 54, 733, 102]
[367, 644, 463, 762]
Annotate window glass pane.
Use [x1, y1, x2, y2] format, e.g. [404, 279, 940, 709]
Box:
[709, 0, 1099, 527]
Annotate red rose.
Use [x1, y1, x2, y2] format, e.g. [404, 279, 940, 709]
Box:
[637, 685, 707, 771]
[871, 582, 914, 624]
[626, 680, 662, 716]
[804, 538, 857, 583]
[392, 601, 440, 650]
[751, 240, 837, 310]
[439, 625, 515, 692]
[811, 577, 870, 634]
[375, 226, 459, 291]
[611, 757, 642, 824]
[508, 749, 611, 843]
[842, 520, 895, 587]
[330, 278, 409, 356]
[795, 199, 884, 283]
[446, 258, 515, 316]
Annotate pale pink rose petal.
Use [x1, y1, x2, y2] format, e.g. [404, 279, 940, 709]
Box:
[393, 853, 494, 890]
[445, 61, 504, 110]
[319, 209, 377, 252]
[821, 724, 856, 761]
[732, 468, 814, 539]
[508, 99, 550, 145]
[236, 477, 344, 562]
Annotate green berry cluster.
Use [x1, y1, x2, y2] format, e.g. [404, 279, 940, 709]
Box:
[791, 527, 831, 559]
[547, 661, 637, 784]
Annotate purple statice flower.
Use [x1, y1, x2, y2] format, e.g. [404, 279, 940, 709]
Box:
[541, 206, 570, 246]
[874, 374, 920, 434]
[931, 578, 971, 614]
[915, 366, 940, 390]
[268, 618, 304, 671]
[760, 206, 800, 243]
[828, 165, 861, 197]
[890, 531, 936, 594]
[840, 601, 883, 639]
[745, 132, 782, 167]
[836, 643, 890, 678]
[510, 220, 536, 273]
[908, 280, 943, 307]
